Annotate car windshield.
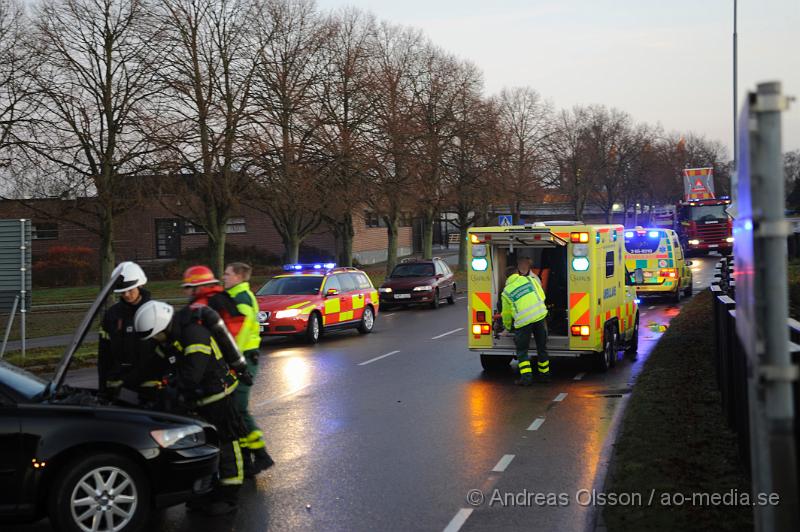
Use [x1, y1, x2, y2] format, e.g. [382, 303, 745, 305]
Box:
[688, 205, 728, 222]
[625, 233, 664, 255]
[258, 276, 323, 295]
[0, 360, 47, 401]
[390, 263, 435, 278]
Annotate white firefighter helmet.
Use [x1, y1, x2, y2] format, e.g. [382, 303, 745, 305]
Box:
[112, 261, 148, 293]
[134, 300, 174, 340]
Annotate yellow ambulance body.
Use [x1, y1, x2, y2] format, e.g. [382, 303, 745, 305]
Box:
[623, 226, 693, 302]
[467, 222, 639, 372]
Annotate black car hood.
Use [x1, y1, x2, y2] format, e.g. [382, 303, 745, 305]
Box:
[46, 273, 121, 398]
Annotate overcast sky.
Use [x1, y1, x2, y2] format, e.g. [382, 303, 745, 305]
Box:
[318, 0, 800, 156]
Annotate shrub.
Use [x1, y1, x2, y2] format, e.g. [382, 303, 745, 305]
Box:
[32, 246, 99, 287]
[157, 243, 282, 280]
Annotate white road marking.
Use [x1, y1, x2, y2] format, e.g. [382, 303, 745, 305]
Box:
[358, 350, 401, 366]
[527, 417, 545, 431]
[648, 306, 655, 310]
[456, 296, 466, 301]
[573, 372, 586, 381]
[443, 509, 473, 532]
[554, 392, 568, 402]
[253, 384, 311, 407]
[492, 454, 515, 472]
[432, 328, 463, 340]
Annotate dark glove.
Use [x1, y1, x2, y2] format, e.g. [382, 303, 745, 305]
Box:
[232, 363, 254, 386]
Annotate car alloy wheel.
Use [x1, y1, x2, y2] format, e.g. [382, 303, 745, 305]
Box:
[70, 466, 138, 532]
[358, 306, 374, 334]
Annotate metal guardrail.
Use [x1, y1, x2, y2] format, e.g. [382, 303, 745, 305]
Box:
[711, 258, 800, 490]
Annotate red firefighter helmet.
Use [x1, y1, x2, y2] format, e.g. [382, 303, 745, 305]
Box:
[182, 265, 219, 287]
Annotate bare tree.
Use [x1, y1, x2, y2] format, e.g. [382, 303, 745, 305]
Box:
[0, 0, 31, 162]
[494, 87, 552, 223]
[18, 0, 163, 280]
[246, 0, 331, 263]
[153, 0, 259, 275]
[311, 7, 376, 266]
[549, 106, 595, 219]
[367, 22, 425, 274]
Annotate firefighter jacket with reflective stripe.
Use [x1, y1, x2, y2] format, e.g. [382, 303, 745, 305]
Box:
[178, 303, 246, 370]
[501, 273, 548, 330]
[98, 289, 167, 392]
[226, 282, 261, 352]
[167, 317, 238, 406]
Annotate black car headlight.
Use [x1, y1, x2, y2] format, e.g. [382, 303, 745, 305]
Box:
[150, 425, 206, 449]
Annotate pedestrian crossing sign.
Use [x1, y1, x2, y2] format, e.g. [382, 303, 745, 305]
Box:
[499, 215, 512, 226]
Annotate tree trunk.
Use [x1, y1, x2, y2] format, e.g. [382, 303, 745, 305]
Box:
[422, 209, 435, 259]
[208, 224, 227, 277]
[283, 231, 301, 263]
[456, 208, 470, 271]
[340, 213, 354, 266]
[385, 212, 399, 276]
[99, 213, 115, 285]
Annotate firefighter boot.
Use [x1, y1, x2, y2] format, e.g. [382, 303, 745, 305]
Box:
[252, 448, 275, 474]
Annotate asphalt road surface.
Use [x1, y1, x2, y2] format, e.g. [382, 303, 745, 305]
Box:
[12, 255, 720, 532]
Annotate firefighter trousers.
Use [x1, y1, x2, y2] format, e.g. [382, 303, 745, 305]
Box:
[513, 319, 550, 376]
[198, 396, 246, 497]
[234, 350, 269, 453]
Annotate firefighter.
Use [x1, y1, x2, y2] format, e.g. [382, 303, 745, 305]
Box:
[98, 262, 167, 403]
[501, 253, 550, 385]
[133, 300, 246, 516]
[222, 262, 274, 477]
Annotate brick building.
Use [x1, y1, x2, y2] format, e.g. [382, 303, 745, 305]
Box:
[0, 196, 413, 268]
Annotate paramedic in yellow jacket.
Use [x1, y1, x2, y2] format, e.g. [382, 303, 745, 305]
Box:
[501, 254, 550, 385]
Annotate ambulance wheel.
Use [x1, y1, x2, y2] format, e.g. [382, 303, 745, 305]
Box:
[625, 315, 639, 359]
[358, 306, 375, 334]
[683, 284, 692, 298]
[305, 312, 322, 344]
[481, 355, 511, 372]
[597, 328, 614, 372]
[672, 287, 682, 304]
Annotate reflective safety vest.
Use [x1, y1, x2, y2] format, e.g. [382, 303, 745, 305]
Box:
[501, 273, 548, 329]
[226, 282, 262, 352]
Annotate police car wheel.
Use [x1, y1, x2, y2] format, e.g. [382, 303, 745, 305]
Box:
[358, 307, 374, 334]
[49, 453, 150, 532]
[305, 313, 322, 344]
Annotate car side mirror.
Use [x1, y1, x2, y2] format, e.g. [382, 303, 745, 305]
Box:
[685, 260, 693, 266]
[435, 273, 443, 279]
[326, 288, 339, 297]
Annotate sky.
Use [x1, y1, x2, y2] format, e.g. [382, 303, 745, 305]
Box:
[317, 0, 800, 157]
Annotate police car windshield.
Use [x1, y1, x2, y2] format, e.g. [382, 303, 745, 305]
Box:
[624, 234, 662, 255]
[258, 276, 323, 295]
[390, 263, 435, 277]
[688, 204, 728, 222]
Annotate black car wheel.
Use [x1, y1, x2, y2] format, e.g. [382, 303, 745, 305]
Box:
[625, 315, 639, 359]
[430, 289, 440, 310]
[358, 306, 375, 334]
[446, 284, 456, 305]
[480, 354, 512, 372]
[596, 327, 614, 372]
[305, 312, 322, 344]
[49, 453, 150, 532]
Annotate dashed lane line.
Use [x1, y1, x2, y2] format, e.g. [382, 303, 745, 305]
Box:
[491, 454, 515, 473]
[443, 509, 473, 532]
[358, 350, 401, 366]
[554, 392, 568, 402]
[527, 417, 545, 431]
[573, 372, 586, 381]
[253, 384, 311, 407]
[432, 328, 463, 340]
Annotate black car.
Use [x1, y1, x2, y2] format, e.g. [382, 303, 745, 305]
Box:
[0, 274, 220, 532]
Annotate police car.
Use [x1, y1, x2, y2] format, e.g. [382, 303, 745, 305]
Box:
[255, 264, 379, 343]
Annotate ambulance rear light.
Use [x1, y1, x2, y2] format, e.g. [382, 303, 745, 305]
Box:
[571, 325, 590, 337]
[624, 231, 634, 239]
[572, 257, 590, 271]
[476, 311, 486, 322]
[470, 234, 480, 244]
[472, 324, 491, 335]
[471, 258, 488, 271]
[648, 231, 660, 238]
[659, 269, 677, 278]
[570, 232, 589, 243]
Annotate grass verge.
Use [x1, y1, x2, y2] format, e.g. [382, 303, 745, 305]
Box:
[1, 343, 98, 376]
[603, 290, 752, 531]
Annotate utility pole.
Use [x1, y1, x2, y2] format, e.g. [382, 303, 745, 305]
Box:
[733, 0, 738, 168]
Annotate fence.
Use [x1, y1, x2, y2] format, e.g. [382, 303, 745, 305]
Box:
[711, 257, 800, 497]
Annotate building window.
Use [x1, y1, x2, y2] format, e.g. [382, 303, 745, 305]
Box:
[32, 222, 58, 240]
[364, 211, 383, 228]
[605, 250, 615, 277]
[184, 221, 207, 235]
[226, 217, 246, 234]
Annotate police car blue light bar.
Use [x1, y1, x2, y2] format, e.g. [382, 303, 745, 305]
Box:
[283, 263, 337, 271]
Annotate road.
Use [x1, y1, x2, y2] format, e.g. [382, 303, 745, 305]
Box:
[12, 255, 719, 532]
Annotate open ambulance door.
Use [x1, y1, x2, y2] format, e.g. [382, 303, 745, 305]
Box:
[471, 227, 568, 349]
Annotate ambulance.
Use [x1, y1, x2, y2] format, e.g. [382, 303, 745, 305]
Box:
[623, 226, 693, 302]
[467, 222, 639, 372]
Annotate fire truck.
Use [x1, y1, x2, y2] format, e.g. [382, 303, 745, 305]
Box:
[653, 168, 733, 256]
